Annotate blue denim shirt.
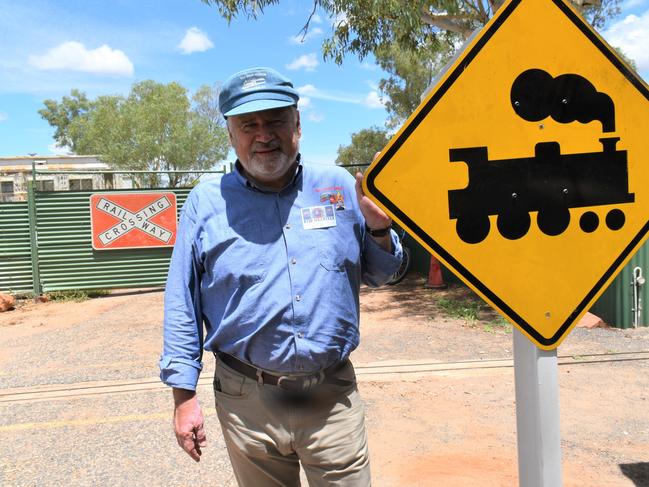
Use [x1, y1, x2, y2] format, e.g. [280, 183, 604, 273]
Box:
[159, 160, 402, 390]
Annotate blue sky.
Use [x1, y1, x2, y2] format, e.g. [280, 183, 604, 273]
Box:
[0, 0, 648, 165]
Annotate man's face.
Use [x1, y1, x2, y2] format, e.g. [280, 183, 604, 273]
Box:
[227, 106, 301, 189]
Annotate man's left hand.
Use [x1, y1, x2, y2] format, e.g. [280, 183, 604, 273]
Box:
[354, 171, 392, 231]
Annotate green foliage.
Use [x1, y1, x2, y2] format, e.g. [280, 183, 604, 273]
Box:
[437, 296, 485, 322]
[203, 0, 622, 129]
[335, 126, 391, 174]
[614, 47, 638, 71]
[38, 89, 91, 153]
[201, 0, 281, 22]
[483, 315, 512, 334]
[202, 1, 621, 65]
[375, 39, 457, 128]
[39, 81, 230, 188]
[47, 289, 110, 302]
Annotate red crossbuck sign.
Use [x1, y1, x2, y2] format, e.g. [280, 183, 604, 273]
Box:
[90, 192, 178, 250]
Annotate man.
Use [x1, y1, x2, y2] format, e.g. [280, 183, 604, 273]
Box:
[160, 67, 402, 486]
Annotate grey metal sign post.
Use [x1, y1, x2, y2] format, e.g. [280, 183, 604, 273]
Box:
[514, 328, 563, 486]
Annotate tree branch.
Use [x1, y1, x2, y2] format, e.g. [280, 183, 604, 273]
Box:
[297, 1, 321, 42]
[488, 0, 506, 14]
[420, 9, 474, 38]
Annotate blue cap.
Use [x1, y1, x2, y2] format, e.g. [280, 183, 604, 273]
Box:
[219, 67, 300, 117]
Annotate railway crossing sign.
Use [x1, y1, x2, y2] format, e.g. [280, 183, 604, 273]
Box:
[363, 0, 649, 349]
[90, 192, 178, 250]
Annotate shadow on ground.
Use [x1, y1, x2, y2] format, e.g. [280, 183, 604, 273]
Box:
[620, 463, 649, 486]
[360, 274, 503, 323]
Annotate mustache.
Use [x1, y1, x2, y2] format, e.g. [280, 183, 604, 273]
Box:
[252, 142, 280, 152]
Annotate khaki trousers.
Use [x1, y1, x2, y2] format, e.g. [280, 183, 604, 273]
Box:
[213, 359, 371, 487]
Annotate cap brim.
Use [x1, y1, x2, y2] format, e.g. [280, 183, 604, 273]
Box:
[224, 99, 296, 117]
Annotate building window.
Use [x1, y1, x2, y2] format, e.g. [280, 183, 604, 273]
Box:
[1, 181, 14, 194]
[0, 181, 14, 201]
[69, 178, 93, 191]
[35, 180, 55, 191]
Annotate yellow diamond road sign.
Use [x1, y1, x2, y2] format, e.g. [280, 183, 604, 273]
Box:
[364, 0, 649, 349]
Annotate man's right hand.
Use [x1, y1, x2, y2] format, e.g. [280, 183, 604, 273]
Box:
[173, 388, 207, 462]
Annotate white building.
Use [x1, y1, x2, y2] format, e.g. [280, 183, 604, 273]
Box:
[0, 155, 132, 202]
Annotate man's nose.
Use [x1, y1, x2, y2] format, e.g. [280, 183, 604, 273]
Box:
[254, 124, 275, 143]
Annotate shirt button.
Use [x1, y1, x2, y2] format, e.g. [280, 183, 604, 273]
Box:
[297, 332, 304, 339]
[285, 224, 291, 230]
[295, 294, 301, 302]
[291, 258, 297, 265]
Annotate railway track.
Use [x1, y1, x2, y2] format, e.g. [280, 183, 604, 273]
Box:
[2, 350, 649, 404]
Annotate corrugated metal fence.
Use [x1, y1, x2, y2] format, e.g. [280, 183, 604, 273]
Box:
[34, 188, 191, 293]
[0, 186, 191, 295]
[0, 200, 33, 293]
[0, 166, 220, 295]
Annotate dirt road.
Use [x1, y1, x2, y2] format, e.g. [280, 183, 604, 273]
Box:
[1, 275, 649, 486]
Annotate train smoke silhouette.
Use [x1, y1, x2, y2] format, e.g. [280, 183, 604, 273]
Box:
[510, 69, 615, 132]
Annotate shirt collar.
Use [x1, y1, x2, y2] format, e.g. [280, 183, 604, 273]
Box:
[234, 154, 303, 193]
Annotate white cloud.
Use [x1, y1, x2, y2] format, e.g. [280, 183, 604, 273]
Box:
[48, 142, 72, 155]
[360, 62, 379, 71]
[308, 112, 324, 122]
[178, 27, 214, 54]
[297, 84, 357, 103]
[363, 91, 385, 108]
[623, 0, 646, 9]
[604, 10, 649, 72]
[311, 14, 323, 24]
[288, 27, 323, 45]
[298, 96, 312, 109]
[0, 112, 7, 122]
[297, 84, 385, 109]
[297, 95, 323, 121]
[331, 12, 348, 28]
[29, 41, 134, 76]
[367, 80, 380, 91]
[297, 84, 317, 95]
[286, 53, 319, 71]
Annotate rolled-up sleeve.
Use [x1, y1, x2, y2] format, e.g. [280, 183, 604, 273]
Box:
[159, 195, 204, 391]
[360, 228, 403, 288]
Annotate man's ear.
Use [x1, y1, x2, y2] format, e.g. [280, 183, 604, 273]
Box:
[295, 109, 302, 138]
[226, 119, 234, 145]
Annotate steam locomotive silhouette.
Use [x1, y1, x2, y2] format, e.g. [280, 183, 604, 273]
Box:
[448, 69, 634, 244]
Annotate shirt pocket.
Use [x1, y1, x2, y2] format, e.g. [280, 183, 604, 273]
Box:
[203, 215, 269, 284]
[312, 210, 361, 271]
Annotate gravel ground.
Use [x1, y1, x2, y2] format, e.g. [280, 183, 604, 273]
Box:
[1, 275, 649, 486]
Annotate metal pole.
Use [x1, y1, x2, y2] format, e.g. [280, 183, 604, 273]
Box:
[27, 179, 42, 297]
[513, 328, 562, 487]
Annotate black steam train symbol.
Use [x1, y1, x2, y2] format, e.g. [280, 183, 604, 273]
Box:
[448, 69, 634, 244]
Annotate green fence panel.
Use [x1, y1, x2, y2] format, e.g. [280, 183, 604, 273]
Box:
[34, 188, 191, 293]
[0, 201, 33, 294]
[590, 239, 649, 329]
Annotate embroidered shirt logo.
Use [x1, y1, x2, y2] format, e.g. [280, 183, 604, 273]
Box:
[316, 186, 345, 210]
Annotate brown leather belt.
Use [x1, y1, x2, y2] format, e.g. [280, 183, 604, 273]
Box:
[216, 352, 349, 392]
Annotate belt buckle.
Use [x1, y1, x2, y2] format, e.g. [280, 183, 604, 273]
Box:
[277, 371, 325, 392]
[277, 375, 301, 392]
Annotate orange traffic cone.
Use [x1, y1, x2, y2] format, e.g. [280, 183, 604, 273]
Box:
[426, 255, 447, 289]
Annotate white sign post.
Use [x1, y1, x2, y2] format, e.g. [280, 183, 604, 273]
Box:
[513, 328, 563, 486]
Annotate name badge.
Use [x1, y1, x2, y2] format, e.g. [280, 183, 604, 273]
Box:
[301, 205, 337, 229]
